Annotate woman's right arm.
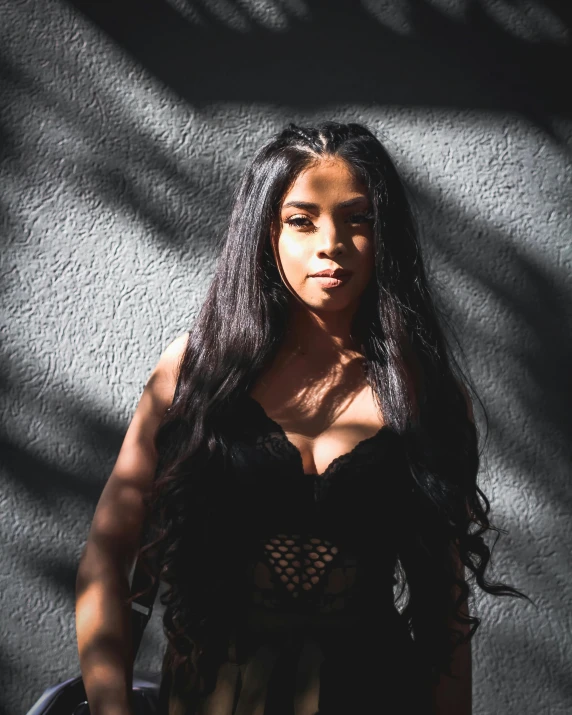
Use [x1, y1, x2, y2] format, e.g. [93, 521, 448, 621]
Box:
[75, 333, 188, 715]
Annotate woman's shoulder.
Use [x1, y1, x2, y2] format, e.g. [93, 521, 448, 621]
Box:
[161, 332, 189, 363]
[145, 332, 189, 411]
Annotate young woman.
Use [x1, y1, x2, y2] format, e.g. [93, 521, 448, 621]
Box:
[76, 121, 529, 715]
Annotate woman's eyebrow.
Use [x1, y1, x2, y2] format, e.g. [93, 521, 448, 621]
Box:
[282, 197, 369, 210]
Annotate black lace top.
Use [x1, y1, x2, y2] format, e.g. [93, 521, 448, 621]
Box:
[158, 394, 435, 715]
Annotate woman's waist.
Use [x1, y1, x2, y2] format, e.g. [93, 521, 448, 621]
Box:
[238, 589, 404, 638]
[226, 601, 412, 667]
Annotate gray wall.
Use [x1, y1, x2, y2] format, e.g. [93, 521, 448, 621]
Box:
[1, 1, 571, 713]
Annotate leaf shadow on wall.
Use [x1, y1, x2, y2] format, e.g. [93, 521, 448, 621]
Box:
[65, 0, 572, 134]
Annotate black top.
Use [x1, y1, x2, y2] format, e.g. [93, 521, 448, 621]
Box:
[158, 394, 435, 715]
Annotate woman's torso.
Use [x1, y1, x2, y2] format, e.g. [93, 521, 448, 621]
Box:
[159, 356, 434, 714]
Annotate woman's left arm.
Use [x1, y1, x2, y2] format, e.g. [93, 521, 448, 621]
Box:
[432, 378, 475, 714]
[431, 544, 472, 715]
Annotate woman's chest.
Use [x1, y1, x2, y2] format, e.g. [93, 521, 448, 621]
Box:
[248, 381, 386, 477]
[248, 356, 384, 474]
[219, 399, 410, 571]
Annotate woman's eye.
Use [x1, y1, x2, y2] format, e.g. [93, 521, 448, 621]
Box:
[285, 216, 315, 230]
[348, 212, 374, 224]
[284, 212, 373, 230]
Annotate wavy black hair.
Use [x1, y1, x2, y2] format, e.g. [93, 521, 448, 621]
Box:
[127, 120, 531, 696]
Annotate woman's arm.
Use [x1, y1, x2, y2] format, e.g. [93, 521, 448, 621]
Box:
[431, 377, 475, 714]
[431, 544, 472, 715]
[75, 334, 187, 715]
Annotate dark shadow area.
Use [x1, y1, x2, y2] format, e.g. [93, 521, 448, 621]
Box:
[65, 0, 572, 129]
[0, 644, 21, 703]
[0, 71, 38, 300]
[0, 433, 102, 505]
[0, 364, 126, 508]
[28, 549, 81, 600]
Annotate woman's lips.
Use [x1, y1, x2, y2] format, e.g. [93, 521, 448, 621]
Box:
[310, 274, 352, 288]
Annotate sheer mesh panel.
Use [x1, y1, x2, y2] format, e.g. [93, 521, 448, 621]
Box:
[262, 533, 340, 597]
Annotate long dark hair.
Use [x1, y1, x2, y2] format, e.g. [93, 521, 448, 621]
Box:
[128, 121, 531, 694]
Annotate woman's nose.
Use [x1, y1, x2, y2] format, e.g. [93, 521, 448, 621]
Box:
[317, 218, 345, 255]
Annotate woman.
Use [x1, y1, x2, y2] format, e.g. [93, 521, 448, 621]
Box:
[75, 121, 529, 715]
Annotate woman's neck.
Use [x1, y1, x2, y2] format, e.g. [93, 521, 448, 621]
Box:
[282, 302, 361, 363]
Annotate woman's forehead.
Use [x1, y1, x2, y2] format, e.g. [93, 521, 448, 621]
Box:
[280, 157, 368, 207]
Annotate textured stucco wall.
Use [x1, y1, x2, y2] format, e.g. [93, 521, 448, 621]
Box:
[1, 1, 571, 713]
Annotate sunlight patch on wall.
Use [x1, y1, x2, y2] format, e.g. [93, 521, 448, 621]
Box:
[361, 0, 570, 44]
[480, 0, 570, 44]
[165, 0, 311, 32]
[360, 0, 413, 35]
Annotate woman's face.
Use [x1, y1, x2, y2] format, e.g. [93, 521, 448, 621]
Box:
[272, 156, 375, 314]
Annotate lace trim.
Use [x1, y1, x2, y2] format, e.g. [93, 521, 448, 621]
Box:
[254, 431, 295, 463]
[253, 428, 385, 502]
[246, 393, 391, 485]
